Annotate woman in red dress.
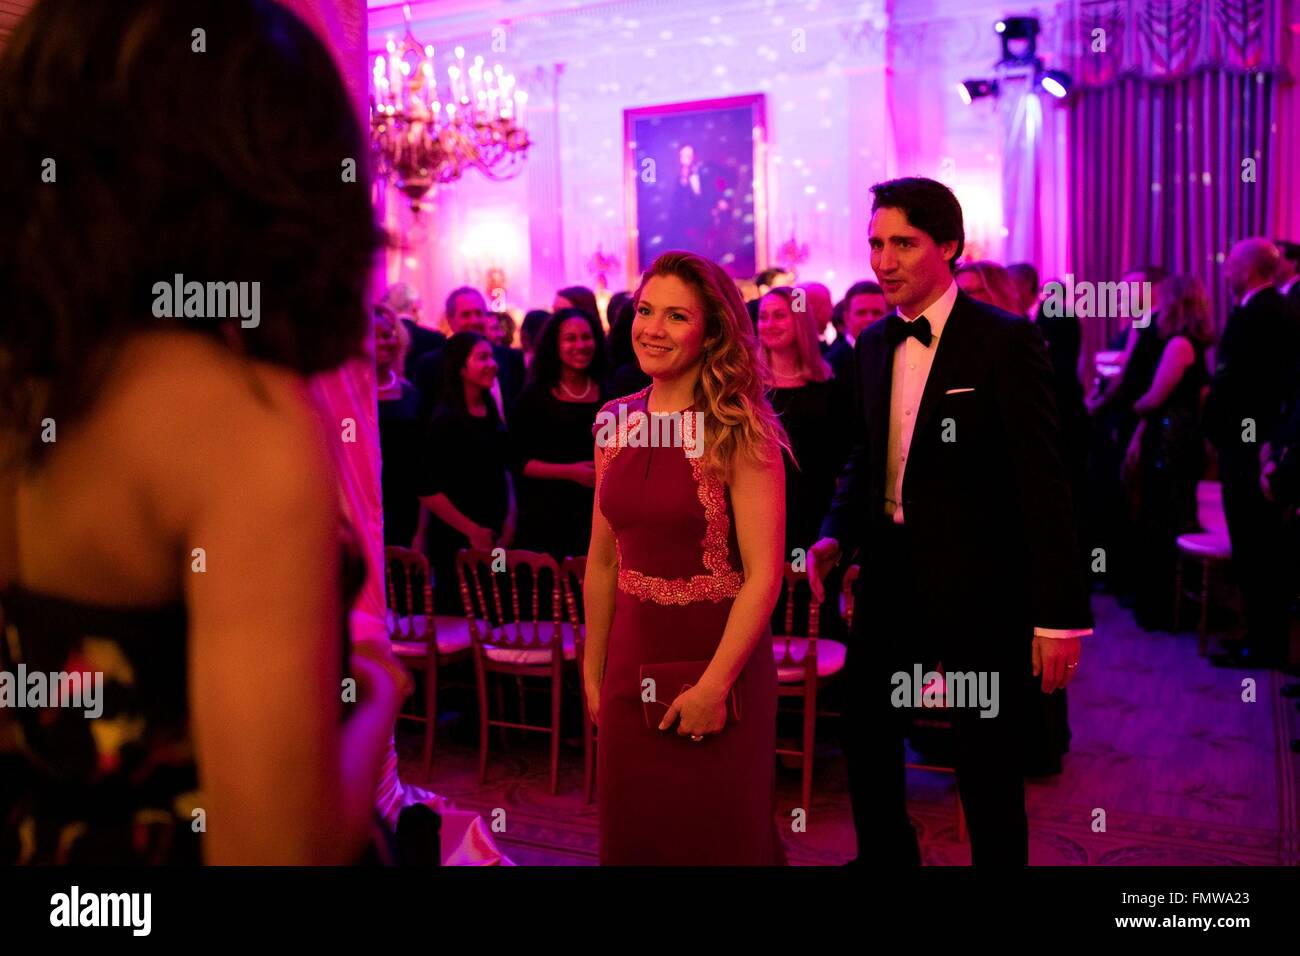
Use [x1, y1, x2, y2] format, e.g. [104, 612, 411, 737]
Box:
[584, 251, 790, 865]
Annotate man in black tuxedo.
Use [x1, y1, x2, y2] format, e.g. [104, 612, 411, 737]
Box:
[412, 285, 525, 424]
[1204, 238, 1300, 669]
[809, 177, 1092, 866]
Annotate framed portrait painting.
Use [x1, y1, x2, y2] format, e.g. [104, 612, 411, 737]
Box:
[623, 94, 769, 286]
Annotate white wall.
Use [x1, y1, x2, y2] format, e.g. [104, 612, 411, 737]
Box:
[370, 0, 1067, 315]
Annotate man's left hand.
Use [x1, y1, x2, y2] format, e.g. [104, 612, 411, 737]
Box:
[1033, 636, 1082, 693]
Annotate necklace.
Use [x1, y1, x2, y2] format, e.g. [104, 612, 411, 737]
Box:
[558, 377, 595, 401]
[378, 370, 399, 392]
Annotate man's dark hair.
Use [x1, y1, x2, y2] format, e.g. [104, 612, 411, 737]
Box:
[843, 280, 884, 305]
[445, 285, 483, 319]
[1275, 240, 1300, 266]
[869, 177, 965, 273]
[1007, 262, 1039, 291]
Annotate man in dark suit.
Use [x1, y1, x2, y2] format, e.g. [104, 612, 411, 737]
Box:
[825, 280, 889, 383]
[412, 285, 524, 424]
[1204, 238, 1300, 669]
[808, 177, 1093, 866]
[377, 281, 445, 381]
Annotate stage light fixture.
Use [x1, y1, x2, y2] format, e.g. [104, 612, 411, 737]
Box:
[957, 79, 999, 105]
[1039, 69, 1072, 98]
[996, 15, 1039, 66]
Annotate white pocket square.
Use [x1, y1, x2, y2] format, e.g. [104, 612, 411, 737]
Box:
[944, 387, 976, 395]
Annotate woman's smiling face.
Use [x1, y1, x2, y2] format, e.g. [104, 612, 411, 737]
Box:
[757, 292, 796, 352]
[557, 316, 596, 373]
[632, 274, 706, 379]
[461, 339, 498, 390]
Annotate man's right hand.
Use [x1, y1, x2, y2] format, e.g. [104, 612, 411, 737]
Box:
[807, 537, 842, 603]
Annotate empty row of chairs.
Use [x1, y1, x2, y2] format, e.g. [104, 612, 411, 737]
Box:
[384, 478, 1240, 830]
[383, 547, 850, 811]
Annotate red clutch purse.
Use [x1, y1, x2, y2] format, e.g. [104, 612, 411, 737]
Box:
[639, 660, 742, 730]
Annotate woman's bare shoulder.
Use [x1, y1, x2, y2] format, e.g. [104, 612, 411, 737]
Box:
[102, 332, 336, 515]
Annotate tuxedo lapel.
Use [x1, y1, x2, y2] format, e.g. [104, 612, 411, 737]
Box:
[912, 292, 974, 442]
[862, 324, 894, 454]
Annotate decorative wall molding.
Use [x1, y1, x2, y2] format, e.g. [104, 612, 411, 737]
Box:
[371, 0, 890, 70]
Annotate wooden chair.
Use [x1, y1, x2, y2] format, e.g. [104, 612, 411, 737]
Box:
[560, 555, 596, 805]
[773, 563, 848, 814]
[1174, 480, 1233, 655]
[456, 548, 576, 795]
[842, 563, 965, 842]
[383, 546, 472, 780]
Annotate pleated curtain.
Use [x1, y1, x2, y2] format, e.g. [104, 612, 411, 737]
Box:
[1060, 0, 1292, 360]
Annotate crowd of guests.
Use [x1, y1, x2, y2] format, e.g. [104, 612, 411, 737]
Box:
[381, 236, 1300, 700]
[1078, 241, 1300, 677]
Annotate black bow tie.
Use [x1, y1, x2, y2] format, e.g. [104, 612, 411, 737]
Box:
[885, 314, 933, 348]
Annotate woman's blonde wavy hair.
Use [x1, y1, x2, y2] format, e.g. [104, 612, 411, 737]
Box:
[955, 260, 1023, 314]
[632, 251, 791, 480]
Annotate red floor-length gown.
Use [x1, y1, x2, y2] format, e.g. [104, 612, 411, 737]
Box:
[593, 387, 787, 865]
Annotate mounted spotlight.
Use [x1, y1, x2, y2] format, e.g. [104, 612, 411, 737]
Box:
[995, 15, 1039, 66]
[957, 78, 999, 105]
[1039, 69, 1072, 98]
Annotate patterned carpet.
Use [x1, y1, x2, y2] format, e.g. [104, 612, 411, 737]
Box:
[396, 595, 1300, 865]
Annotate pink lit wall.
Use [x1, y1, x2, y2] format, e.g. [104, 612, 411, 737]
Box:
[369, 0, 1070, 313]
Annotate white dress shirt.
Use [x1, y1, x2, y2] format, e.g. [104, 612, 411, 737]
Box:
[885, 279, 958, 525]
[884, 279, 1089, 641]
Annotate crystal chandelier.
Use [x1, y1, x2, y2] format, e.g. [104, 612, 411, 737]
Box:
[370, 5, 530, 208]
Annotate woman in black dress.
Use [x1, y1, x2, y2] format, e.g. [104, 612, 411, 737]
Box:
[375, 305, 424, 548]
[1123, 275, 1213, 630]
[756, 287, 852, 635]
[417, 333, 516, 613]
[511, 307, 608, 561]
